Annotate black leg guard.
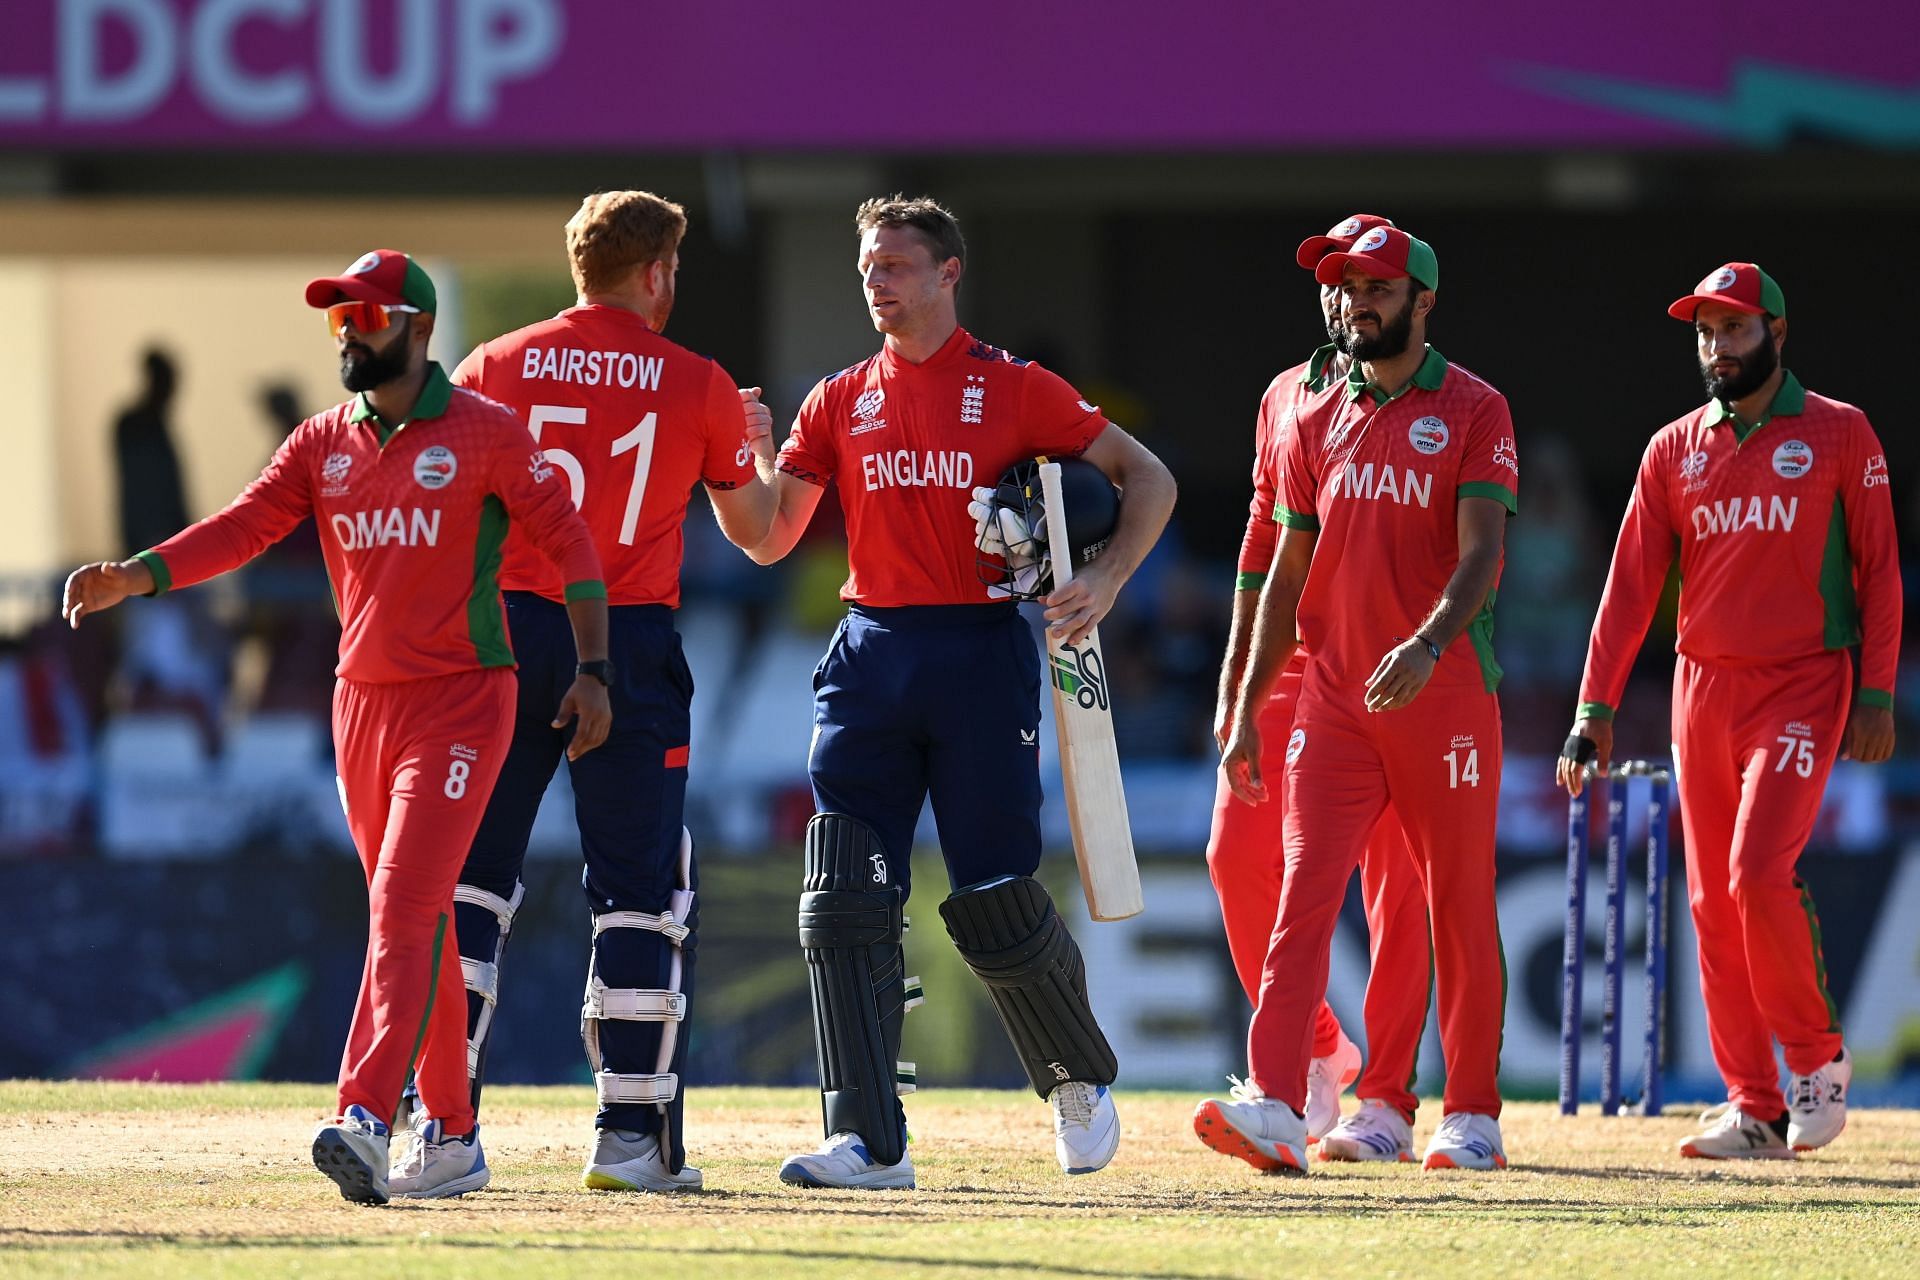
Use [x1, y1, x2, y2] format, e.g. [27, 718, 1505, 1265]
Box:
[940, 875, 1118, 1098]
[799, 812, 908, 1166]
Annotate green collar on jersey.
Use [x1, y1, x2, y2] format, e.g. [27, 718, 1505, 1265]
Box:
[1344, 345, 1448, 405]
[350, 362, 454, 443]
[1301, 343, 1343, 392]
[1704, 369, 1806, 443]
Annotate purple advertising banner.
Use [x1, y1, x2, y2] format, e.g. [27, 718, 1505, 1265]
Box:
[0, 0, 1915, 150]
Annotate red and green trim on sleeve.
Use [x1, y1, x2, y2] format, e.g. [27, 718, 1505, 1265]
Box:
[133, 549, 173, 596]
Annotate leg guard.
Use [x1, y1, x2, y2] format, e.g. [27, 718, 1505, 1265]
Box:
[455, 879, 525, 1114]
[940, 875, 1118, 1098]
[799, 812, 913, 1166]
[582, 827, 697, 1169]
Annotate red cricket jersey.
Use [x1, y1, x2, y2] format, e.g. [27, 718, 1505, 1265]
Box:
[1241, 345, 1344, 684]
[1577, 372, 1901, 717]
[137, 364, 605, 684]
[1277, 347, 1519, 694]
[451, 305, 755, 608]
[778, 326, 1106, 605]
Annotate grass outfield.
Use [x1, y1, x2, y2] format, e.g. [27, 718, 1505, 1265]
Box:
[1, 1083, 1917, 1279]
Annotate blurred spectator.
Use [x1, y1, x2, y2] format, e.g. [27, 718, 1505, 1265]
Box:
[108, 348, 229, 747]
[113, 348, 189, 557]
[239, 383, 334, 717]
[0, 620, 92, 854]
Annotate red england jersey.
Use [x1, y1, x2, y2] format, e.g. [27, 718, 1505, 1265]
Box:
[137, 365, 604, 684]
[451, 305, 754, 608]
[778, 326, 1106, 606]
[1577, 372, 1901, 718]
[1277, 347, 1519, 693]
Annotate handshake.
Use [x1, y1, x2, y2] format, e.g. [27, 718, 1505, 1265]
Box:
[970, 484, 1050, 601]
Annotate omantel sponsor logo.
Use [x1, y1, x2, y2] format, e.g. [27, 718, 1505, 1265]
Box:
[1864, 454, 1889, 489]
[1408, 416, 1449, 455]
[1772, 439, 1813, 479]
[414, 445, 457, 490]
[330, 507, 443, 550]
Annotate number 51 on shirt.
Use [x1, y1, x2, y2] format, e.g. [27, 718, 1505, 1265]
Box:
[529, 404, 658, 545]
[1038, 461, 1143, 921]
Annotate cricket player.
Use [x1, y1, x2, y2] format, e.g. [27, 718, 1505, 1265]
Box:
[61, 251, 611, 1205]
[382, 192, 778, 1198]
[747, 196, 1176, 1188]
[1558, 263, 1899, 1160]
[1207, 214, 1432, 1162]
[1207, 227, 1516, 1174]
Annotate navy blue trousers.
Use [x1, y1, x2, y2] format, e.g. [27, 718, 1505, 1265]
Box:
[808, 603, 1045, 903]
[461, 593, 695, 1147]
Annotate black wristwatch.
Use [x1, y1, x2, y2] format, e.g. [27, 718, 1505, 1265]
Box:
[1412, 633, 1443, 662]
[576, 659, 614, 687]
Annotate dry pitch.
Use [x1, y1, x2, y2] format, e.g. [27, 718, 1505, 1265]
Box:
[2, 1083, 1917, 1279]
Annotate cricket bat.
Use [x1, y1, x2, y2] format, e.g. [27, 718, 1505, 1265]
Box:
[1037, 460, 1143, 921]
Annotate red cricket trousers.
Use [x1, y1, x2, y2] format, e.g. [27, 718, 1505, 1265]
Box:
[1206, 666, 1431, 1115]
[332, 669, 514, 1135]
[1671, 651, 1849, 1118]
[1249, 661, 1504, 1117]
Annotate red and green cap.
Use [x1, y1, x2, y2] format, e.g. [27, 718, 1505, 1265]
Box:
[304, 249, 438, 315]
[1314, 225, 1439, 292]
[1666, 262, 1784, 321]
[1295, 213, 1396, 270]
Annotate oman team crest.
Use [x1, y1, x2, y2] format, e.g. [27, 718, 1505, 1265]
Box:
[1772, 440, 1812, 479]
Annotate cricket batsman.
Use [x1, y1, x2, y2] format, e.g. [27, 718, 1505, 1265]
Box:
[1558, 263, 1900, 1160]
[1209, 227, 1516, 1174]
[1207, 214, 1433, 1162]
[381, 191, 779, 1198]
[61, 251, 611, 1205]
[747, 196, 1176, 1188]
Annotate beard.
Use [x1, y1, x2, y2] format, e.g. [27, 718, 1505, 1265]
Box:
[1700, 331, 1779, 402]
[339, 320, 413, 393]
[648, 277, 675, 332]
[1346, 293, 1416, 362]
[1324, 312, 1348, 353]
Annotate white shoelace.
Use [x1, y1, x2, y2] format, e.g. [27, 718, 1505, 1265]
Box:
[1226, 1074, 1267, 1104]
[1053, 1083, 1096, 1126]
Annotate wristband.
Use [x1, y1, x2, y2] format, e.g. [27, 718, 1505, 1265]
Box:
[576, 659, 614, 687]
[1412, 632, 1442, 662]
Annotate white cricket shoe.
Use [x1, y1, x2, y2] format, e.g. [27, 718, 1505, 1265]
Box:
[583, 1129, 704, 1192]
[1305, 1029, 1364, 1140]
[1422, 1112, 1508, 1170]
[1787, 1049, 1851, 1152]
[1050, 1082, 1120, 1175]
[778, 1131, 915, 1190]
[1192, 1079, 1308, 1175]
[388, 1118, 490, 1199]
[312, 1104, 390, 1205]
[1318, 1099, 1415, 1163]
[1678, 1105, 1793, 1160]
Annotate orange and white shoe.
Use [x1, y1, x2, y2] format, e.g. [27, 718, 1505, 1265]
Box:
[1421, 1112, 1507, 1171]
[1787, 1048, 1851, 1152]
[1193, 1080, 1307, 1175]
[1305, 1030, 1363, 1141]
[1319, 1099, 1414, 1163]
[1678, 1105, 1793, 1160]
